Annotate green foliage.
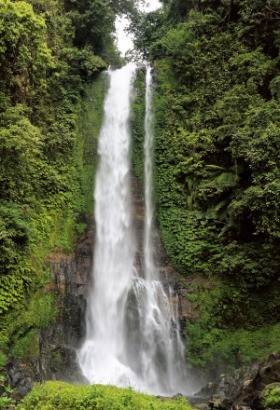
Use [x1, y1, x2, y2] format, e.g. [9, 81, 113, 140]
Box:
[0, 291, 57, 364]
[72, 75, 108, 215]
[64, 0, 114, 50]
[0, 78, 106, 367]
[263, 383, 280, 409]
[0, 0, 111, 377]
[131, 69, 146, 180]
[0, 396, 13, 409]
[17, 382, 193, 410]
[0, 105, 44, 202]
[0, 375, 14, 409]
[0, 0, 54, 104]
[132, 9, 165, 58]
[186, 281, 280, 372]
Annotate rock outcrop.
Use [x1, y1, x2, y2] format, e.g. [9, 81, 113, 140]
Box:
[193, 352, 280, 410]
[39, 216, 95, 383]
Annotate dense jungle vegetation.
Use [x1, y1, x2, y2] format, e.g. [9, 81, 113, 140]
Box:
[0, 0, 140, 378]
[1, 0, 280, 405]
[132, 0, 280, 374]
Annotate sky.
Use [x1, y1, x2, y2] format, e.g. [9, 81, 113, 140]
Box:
[115, 0, 162, 56]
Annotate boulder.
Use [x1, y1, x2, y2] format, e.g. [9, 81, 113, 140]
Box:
[195, 352, 280, 410]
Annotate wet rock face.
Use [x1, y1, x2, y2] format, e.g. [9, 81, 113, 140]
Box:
[194, 352, 280, 410]
[6, 218, 94, 401]
[39, 216, 95, 383]
[6, 359, 41, 402]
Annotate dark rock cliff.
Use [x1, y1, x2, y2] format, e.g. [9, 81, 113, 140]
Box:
[39, 216, 95, 383]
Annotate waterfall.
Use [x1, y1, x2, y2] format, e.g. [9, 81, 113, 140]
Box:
[78, 64, 188, 396]
[126, 67, 188, 395]
[78, 64, 137, 389]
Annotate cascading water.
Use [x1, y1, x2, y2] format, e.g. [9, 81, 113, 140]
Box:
[125, 67, 188, 395]
[78, 64, 137, 387]
[78, 64, 188, 396]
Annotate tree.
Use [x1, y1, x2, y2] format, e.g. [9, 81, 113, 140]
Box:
[0, 0, 53, 105]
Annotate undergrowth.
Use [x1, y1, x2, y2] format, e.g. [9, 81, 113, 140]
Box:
[17, 382, 193, 410]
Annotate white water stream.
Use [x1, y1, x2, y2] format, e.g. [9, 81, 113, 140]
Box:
[78, 64, 188, 395]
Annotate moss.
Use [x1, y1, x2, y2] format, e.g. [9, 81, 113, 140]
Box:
[131, 69, 146, 181]
[186, 294, 197, 303]
[186, 281, 280, 372]
[263, 383, 280, 409]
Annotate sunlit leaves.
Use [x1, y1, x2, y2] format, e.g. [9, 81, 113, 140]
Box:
[0, 0, 54, 102]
